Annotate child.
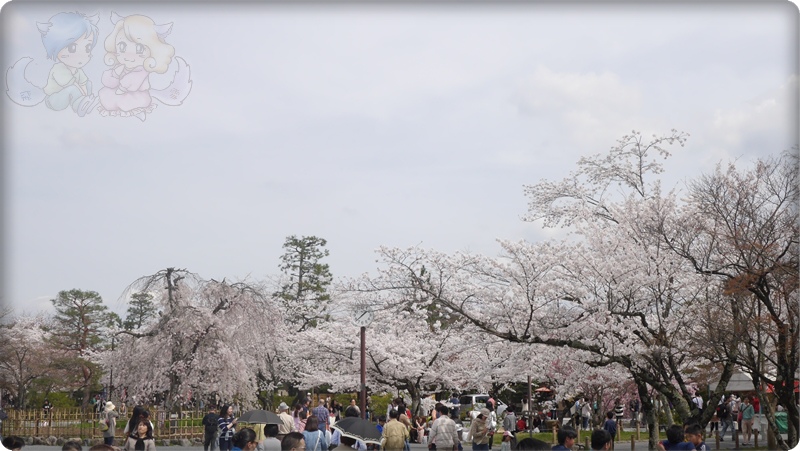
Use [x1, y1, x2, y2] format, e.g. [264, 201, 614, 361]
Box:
[37, 12, 100, 115]
[683, 424, 707, 451]
[602, 412, 617, 448]
[656, 425, 695, 451]
[98, 12, 175, 120]
[372, 416, 386, 451]
[590, 430, 612, 451]
[62, 441, 82, 451]
[552, 426, 577, 451]
[501, 431, 513, 451]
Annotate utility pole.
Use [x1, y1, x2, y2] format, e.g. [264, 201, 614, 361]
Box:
[352, 305, 373, 420]
[361, 326, 366, 419]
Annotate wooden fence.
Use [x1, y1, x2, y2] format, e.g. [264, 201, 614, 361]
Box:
[1, 408, 208, 441]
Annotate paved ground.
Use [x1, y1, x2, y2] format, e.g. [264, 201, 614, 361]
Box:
[17, 439, 781, 451]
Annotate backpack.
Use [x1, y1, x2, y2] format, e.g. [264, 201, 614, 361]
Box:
[717, 404, 729, 419]
[204, 414, 220, 433]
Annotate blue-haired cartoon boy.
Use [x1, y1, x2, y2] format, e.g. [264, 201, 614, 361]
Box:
[38, 11, 100, 116]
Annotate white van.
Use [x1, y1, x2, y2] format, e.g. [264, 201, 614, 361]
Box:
[457, 394, 508, 418]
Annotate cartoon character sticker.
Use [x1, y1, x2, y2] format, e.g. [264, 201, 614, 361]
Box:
[98, 12, 191, 120]
[5, 11, 192, 121]
[6, 11, 100, 116]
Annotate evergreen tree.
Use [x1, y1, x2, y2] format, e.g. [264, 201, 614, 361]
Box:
[49, 289, 109, 408]
[276, 235, 333, 331]
[123, 292, 157, 330]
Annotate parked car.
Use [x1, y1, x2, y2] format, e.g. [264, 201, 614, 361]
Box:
[458, 394, 508, 419]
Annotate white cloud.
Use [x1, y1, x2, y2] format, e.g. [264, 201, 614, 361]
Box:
[2, 3, 796, 317]
[513, 66, 641, 116]
[709, 75, 798, 152]
[511, 66, 650, 149]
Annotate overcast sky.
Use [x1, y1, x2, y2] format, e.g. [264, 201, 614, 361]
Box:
[1, 1, 797, 317]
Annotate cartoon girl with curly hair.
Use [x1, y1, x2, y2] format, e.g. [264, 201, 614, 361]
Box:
[98, 12, 175, 120]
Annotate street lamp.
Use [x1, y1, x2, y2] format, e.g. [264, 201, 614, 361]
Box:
[351, 307, 374, 419]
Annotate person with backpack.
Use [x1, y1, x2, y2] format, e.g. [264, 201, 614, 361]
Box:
[203, 406, 221, 451]
[101, 402, 119, 446]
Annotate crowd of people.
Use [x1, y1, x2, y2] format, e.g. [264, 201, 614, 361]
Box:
[200, 396, 380, 451]
[198, 396, 509, 451]
[1, 389, 790, 451]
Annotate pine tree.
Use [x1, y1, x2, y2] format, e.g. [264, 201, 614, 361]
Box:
[123, 292, 157, 330]
[49, 289, 109, 408]
[276, 235, 333, 331]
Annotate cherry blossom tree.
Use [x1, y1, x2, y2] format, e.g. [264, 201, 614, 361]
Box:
[293, 279, 503, 416]
[106, 268, 284, 410]
[659, 151, 798, 449]
[0, 315, 53, 408]
[519, 131, 740, 431]
[523, 130, 688, 227]
[348, 131, 738, 449]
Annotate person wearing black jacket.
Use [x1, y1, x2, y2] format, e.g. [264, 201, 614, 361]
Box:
[717, 398, 732, 441]
[203, 406, 220, 451]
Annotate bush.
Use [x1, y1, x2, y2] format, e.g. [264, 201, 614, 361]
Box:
[28, 391, 78, 409]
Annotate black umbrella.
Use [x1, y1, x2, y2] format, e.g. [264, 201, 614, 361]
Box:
[331, 417, 382, 445]
[238, 410, 281, 424]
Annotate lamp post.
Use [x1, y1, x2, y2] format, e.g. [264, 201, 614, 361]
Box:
[361, 325, 366, 419]
[352, 307, 374, 420]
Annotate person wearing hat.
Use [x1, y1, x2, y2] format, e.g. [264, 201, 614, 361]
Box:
[277, 402, 295, 441]
[103, 401, 119, 446]
[500, 431, 513, 451]
[466, 409, 492, 450]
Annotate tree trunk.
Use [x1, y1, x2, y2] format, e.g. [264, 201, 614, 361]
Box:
[637, 382, 658, 451]
[663, 400, 673, 427]
[81, 363, 92, 410]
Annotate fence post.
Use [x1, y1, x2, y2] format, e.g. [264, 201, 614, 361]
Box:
[552, 426, 557, 444]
